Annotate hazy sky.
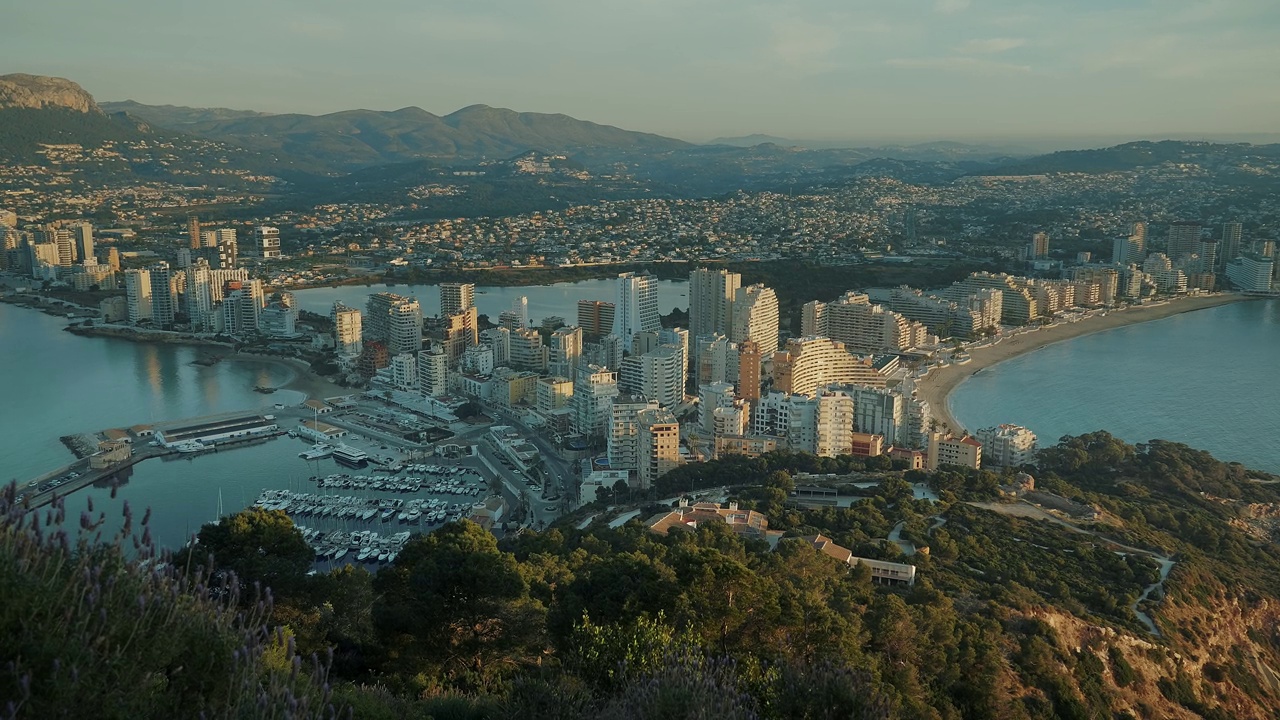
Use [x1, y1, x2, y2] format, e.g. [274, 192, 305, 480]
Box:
[6, 0, 1280, 142]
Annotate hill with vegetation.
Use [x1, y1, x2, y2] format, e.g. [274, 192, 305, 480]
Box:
[6, 432, 1280, 718]
[977, 140, 1280, 179]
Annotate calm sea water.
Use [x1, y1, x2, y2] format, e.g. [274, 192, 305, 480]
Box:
[950, 299, 1280, 473]
[0, 277, 690, 547]
[0, 302, 301, 485]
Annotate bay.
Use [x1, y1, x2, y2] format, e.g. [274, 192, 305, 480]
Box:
[950, 299, 1280, 473]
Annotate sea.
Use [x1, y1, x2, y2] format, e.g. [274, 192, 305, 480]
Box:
[949, 299, 1280, 474]
[0, 277, 687, 548]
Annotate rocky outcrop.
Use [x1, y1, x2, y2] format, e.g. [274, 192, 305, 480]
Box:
[0, 73, 100, 113]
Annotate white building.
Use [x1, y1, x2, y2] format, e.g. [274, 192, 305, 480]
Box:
[149, 262, 176, 327]
[609, 395, 661, 477]
[619, 344, 685, 408]
[1225, 254, 1274, 292]
[389, 353, 418, 392]
[689, 267, 740, 362]
[573, 364, 619, 437]
[124, 269, 152, 324]
[462, 344, 495, 376]
[418, 346, 449, 397]
[439, 282, 475, 316]
[549, 325, 583, 377]
[615, 271, 659, 339]
[729, 283, 779, 357]
[185, 259, 215, 332]
[699, 381, 737, 436]
[387, 299, 423, 355]
[254, 226, 281, 259]
[976, 424, 1038, 469]
[332, 302, 363, 357]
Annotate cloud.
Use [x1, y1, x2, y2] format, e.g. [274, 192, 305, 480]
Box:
[934, 0, 971, 15]
[886, 56, 1032, 74]
[957, 38, 1026, 54]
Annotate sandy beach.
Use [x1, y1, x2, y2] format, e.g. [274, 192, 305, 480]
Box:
[914, 293, 1258, 434]
[220, 353, 351, 401]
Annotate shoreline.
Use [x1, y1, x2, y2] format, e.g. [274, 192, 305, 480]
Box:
[914, 293, 1259, 435]
[218, 353, 351, 401]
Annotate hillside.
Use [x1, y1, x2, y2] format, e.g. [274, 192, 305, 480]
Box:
[978, 140, 1280, 176]
[101, 99, 273, 126]
[110, 100, 693, 170]
[7, 434, 1280, 717]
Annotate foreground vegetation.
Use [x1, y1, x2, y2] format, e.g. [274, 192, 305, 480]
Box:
[5, 433, 1280, 718]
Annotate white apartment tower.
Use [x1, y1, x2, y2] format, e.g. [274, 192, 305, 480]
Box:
[729, 283, 779, 357]
[254, 226, 282, 259]
[440, 283, 475, 316]
[332, 302, 363, 357]
[615, 271, 659, 339]
[689, 267, 740, 359]
[124, 269, 153, 324]
[149, 262, 176, 327]
[976, 424, 1038, 468]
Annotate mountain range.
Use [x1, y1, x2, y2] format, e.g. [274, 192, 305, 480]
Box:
[6, 73, 1280, 196]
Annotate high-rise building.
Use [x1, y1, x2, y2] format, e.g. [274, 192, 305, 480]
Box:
[636, 408, 681, 490]
[699, 382, 737, 436]
[1167, 221, 1202, 261]
[695, 334, 738, 388]
[549, 325, 583, 377]
[1225, 254, 1274, 292]
[976, 424, 1038, 468]
[771, 337, 887, 397]
[1221, 222, 1243, 269]
[615, 271, 659, 339]
[365, 292, 411, 343]
[439, 283, 475, 316]
[815, 291, 930, 353]
[149, 262, 176, 327]
[577, 300, 616, 338]
[101, 246, 120, 271]
[254, 226, 281, 259]
[609, 394, 661, 478]
[215, 229, 238, 269]
[185, 259, 215, 332]
[619, 345, 685, 408]
[418, 346, 449, 398]
[70, 223, 93, 264]
[511, 296, 529, 328]
[574, 364, 619, 438]
[1196, 239, 1219, 274]
[53, 231, 74, 266]
[872, 286, 1003, 338]
[689, 267, 740, 360]
[480, 327, 511, 367]
[729, 283, 779, 357]
[123, 269, 153, 324]
[332, 302, 363, 357]
[222, 280, 266, 335]
[1028, 232, 1049, 259]
[387, 299, 423, 355]
[187, 214, 201, 250]
[509, 327, 549, 372]
[737, 340, 761, 403]
[946, 273, 1039, 325]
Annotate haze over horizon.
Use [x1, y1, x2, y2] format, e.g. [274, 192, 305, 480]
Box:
[6, 0, 1280, 145]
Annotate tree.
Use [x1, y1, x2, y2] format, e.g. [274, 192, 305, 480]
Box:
[373, 520, 543, 686]
[179, 507, 313, 598]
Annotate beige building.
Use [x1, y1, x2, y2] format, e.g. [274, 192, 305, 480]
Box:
[636, 407, 681, 490]
[927, 432, 982, 471]
[771, 337, 887, 397]
[536, 376, 575, 415]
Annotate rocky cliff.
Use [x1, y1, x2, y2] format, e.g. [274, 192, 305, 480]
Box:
[0, 73, 100, 113]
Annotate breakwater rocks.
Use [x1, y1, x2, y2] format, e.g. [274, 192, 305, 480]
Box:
[64, 324, 234, 348]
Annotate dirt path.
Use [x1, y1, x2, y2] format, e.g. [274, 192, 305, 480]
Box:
[968, 500, 1175, 635]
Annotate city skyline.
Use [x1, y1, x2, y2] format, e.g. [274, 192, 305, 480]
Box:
[5, 0, 1280, 143]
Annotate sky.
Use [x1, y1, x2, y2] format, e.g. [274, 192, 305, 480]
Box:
[5, 0, 1280, 143]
